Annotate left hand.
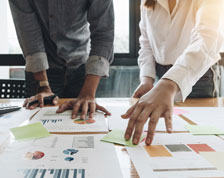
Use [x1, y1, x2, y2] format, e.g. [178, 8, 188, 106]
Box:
[121, 79, 179, 145]
[56, 95, 111, 119]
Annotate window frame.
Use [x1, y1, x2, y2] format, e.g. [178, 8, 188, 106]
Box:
[0, 0, 141, 67]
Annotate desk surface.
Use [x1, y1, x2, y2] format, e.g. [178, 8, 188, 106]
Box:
[1, 97, 224, 178]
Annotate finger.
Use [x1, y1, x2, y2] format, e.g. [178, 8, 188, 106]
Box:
[52, 96, 59, 105]
[81, 101, 88, 120]
[37, 94, 44, 108]
[72, 102, 81, 119]
[23, 99, 28, 107]
[56, 101, 70, 113]
[132, 91, 141, 98]
[146, 110, 161, 146]
[96, 104, 111, 116]
[29, 103, 39, 110]
[121, 104, 136, 119]
[125, 104, 144, 141]
[89, 102, 96, 118]
[164, 111, 173, 133]
[132, 109, 151, 145]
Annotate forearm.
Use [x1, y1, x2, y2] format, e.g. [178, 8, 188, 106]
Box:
[79, 75, 101, 97]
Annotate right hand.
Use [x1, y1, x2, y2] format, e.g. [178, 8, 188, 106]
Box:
[133, 77, 154, 98]
[23, 86, 59, 110]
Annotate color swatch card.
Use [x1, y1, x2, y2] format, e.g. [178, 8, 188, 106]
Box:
[10, 122, 50, 140]
[126, 133, 224, 178]
[0, 134, 123, 178]
[30, 107, 108, 133]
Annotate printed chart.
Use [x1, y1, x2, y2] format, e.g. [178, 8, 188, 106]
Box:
[126, 133, 224, 178]
[0, 134, 123, 178]
[30, 107, 108, 133]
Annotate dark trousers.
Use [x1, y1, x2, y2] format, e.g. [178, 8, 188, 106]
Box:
[25, 64, 85, 98]
[156, 63, 221, 98]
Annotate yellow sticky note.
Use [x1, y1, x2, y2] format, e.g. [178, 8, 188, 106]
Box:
[10, 122, 50, 140]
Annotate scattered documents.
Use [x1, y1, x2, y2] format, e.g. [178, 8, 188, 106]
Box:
[101, 130, 145, 147]
[30, 107, 108, 133]
[126, 133, 224, 178]
[0, 134, 123, 178]
[10, 122, 50, 140]
[185, 125, 224, 135]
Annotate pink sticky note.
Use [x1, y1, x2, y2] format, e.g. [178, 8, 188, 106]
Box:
[173, 107, 189, 115]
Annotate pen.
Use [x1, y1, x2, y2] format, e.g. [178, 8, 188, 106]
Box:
[28, 94, 57, 107]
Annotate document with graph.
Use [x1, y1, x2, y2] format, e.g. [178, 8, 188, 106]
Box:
[0, 134, 123, 178]
[126, 133, 224, 178]
[30, 107, 108, 133]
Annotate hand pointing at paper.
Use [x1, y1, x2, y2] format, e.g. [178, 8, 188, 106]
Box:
[121, 79, 179, 145]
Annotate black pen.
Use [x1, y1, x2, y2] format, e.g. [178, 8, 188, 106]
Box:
[28, 94, 57, 107]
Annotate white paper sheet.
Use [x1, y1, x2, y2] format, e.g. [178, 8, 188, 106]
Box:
[126, 133, 224, 178]
[0, 132, 10, 148]
[0, 134, 123, 178]
[181, 107, 224, 131]
[0, 108, 39, 132]
[30, 107, 108, 133]
[107, 105, 188, 131]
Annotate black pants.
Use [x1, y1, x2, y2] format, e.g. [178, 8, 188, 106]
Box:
[25, 64, 85, 98]
[156, 63, 221, 98]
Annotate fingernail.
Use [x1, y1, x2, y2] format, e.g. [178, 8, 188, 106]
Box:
[146, 138, 151, 145]
[133, 138, 138, 145]
[168, 128, 172, 133]
[125, 134, 130, 140]
[72, 115, 76, 119]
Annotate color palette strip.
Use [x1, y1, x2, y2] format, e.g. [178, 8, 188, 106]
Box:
[144, 145, 172, 157]
[188, 144, 215, 154]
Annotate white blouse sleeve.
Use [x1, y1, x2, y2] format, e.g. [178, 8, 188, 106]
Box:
[138, 3, 156, 81]
[162, 0, 224, 101]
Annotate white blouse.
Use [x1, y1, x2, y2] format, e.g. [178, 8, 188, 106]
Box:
[138, 0, 224, 101]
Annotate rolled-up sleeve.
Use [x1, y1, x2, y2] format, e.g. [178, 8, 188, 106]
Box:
[162, 0, 224, 101]
[138, 3, 156, 81]
[86, 0, 114, 77]
[9, 0, 49, 72]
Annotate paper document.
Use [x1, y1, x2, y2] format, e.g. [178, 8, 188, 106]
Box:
[107, 105, 188, 131]
[0, 108, 39, 132]
[30, 107, 108, 133]
[185, 125, 224, 135]
[126, 133, 224, 178]
[0, 134, 123, 178]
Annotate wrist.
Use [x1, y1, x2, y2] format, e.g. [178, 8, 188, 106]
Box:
[157, 79, 179, 95]
[37, 85, 52, 93]
[140, 76, 154, 85]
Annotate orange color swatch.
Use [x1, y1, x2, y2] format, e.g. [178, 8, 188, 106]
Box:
[144, 145, 172, 157]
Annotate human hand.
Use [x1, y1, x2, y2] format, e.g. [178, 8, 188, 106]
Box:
[56, 95, 111, 119]
[133, 77, 154, 98]
[23, 86, 58, 110]
[121, 79, 179, 145]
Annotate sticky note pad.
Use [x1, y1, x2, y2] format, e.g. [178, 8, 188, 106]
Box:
[200, 152, 224, 170]
[101, 130, 144, 147]
[10, 122, 50, 140]
[185, 125, 224, 135]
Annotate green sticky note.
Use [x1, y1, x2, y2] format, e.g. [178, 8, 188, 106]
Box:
[10, 122, 50, 140]
[101, 130, 145, 147]
[185, 124, 224, 135]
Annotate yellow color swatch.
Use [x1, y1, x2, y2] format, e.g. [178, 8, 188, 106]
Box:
[144, 145, 172, 157]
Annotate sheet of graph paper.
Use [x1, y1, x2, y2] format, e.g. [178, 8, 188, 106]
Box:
[107, 105, 188, 131]
[30, 107, 108, 133]
[126, 133, 224, 178]
[0, 134, 123, 178]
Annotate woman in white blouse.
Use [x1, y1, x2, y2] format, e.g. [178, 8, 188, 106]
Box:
[122, 0, 224, 145]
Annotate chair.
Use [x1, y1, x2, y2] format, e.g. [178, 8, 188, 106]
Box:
[0, 79, 25, 98]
